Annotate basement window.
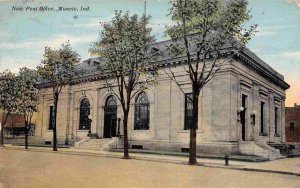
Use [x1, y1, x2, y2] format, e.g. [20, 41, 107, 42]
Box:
[132, 145, 143, 150]
[181, 148, 190, 153]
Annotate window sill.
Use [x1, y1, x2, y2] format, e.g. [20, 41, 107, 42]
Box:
[178, 130, 203, 133]
[259, 132, 268, 136]
[274, 134, 281, 137]
[77, 130, 89, 132]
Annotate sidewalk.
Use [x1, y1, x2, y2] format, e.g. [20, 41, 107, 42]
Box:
[2, 144, 300, 176]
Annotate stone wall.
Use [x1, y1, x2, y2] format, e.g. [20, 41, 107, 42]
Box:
[33, 57, 288, 154]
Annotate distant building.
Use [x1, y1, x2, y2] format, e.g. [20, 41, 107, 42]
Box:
[285, 103, 300, 143]
[34, 40, 290, 160]
[0, 112, 28, 137]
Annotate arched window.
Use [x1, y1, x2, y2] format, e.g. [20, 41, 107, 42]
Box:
[134, 92, 150, 130]
[106, 95, 117, 107]
[104, 95, 117, 114]
[79, 98, 90, 130]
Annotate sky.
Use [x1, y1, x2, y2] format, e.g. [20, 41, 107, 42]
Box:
[0, 0, 299, 107]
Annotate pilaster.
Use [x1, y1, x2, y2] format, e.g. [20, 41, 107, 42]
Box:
[65, 86, 72, 145]
[252, 81, 260, 142]
[91, 88, 98, 134]
[281, 97, 286, 143]
[268, 90, 275, 142]
[69, 92, 75, 139]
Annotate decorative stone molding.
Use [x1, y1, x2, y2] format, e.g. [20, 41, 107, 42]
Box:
[234, 51, 289, 90]
[252, 80, 260, 87]
[274, 96, 282, 103]
[240, 79, 252, 89]
[259, 89, 269, 97]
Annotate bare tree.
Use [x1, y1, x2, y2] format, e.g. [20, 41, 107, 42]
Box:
[37, 42, 80, 151]
[165, 0, 257, 164]
[89, 11, 157, 159]
[17, 67, 39, 149]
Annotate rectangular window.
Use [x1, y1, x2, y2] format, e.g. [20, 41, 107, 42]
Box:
[242, 95, 247, 108]
[184, 93, 193, 130]
[260, 102, 265, 133]
[290, 122, 295, 131]
[241, 95, 247, 141]
[275, 107, 278, 135]
[48, 106, 54, 130]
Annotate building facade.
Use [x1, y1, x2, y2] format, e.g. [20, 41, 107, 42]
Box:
[285, 103, 300, 143]
[33, 43, 290, 159]
[0, 111, 32, 138]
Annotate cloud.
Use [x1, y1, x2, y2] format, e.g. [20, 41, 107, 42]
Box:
[60, 14, 116, 29]
[254, 24, 300, 37]
[0, 31, 11, 37]
[255, 26, 277, 36]
[287, 0, 300, 8]
[0, 56, 37, 73]
[0, 33, 98, 73]
[283, 51, 300, 60]
[128, 0, 145, 2]
[0, 33, 98, 50]
[149, 18, 174, 38]
[251, 49, 261, 53]
[74, 21, 100, 28]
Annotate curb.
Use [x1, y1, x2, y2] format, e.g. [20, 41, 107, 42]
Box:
[1, 147, 299, 177]
[108, 148, 269, 162]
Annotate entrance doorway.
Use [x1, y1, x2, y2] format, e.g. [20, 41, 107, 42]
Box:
[103, 96, 117, 138]
[241, 94, 247, 141]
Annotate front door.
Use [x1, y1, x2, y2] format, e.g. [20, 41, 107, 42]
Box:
[103, 96, 117, 138]
[103, 112, 117, 138]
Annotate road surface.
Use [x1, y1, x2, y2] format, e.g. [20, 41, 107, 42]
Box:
[0, 149, 299, 188]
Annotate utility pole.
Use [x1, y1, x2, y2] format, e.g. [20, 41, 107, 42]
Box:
[144, 0, 147, 16]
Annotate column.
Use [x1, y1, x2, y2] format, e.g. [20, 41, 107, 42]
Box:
[40, 94, 46, 138]
[69, 92, 75, 139]
[65, 86, 72, 145]
[91, 88, 98, 134]
[154, 80, 171, 140]
[252, 81, 260, 142]
[268, 90, 275, 142]
[97, 88, 105, 138]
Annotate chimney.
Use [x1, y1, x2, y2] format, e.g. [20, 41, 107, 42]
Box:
[295, 103, 298, 107]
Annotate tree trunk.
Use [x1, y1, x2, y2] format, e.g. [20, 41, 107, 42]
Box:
[0, 123, 3, 146]
[123, 110, 129, 159]
[53, 93, 59, 151]
[0, 112, 10, 147]
[189, 85, 200, 165]
[25, 121, 29, 149]
[0, 121, 3, 147]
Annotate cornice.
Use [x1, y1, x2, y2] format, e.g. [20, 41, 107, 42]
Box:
[234, 51, 290, 90]
[37, 47, 289, 91]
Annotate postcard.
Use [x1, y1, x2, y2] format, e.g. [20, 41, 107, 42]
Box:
[0, 0, 299, 187]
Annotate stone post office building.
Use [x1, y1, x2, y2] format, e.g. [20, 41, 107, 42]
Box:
[34, 41, 290, 160]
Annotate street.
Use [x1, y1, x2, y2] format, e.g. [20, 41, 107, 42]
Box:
[0, 148, 299, 188]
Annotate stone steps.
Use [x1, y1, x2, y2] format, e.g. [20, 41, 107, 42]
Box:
[268, 152, 285, 160]
[268, 143, 290, 156]
[239, 141, 284, 160]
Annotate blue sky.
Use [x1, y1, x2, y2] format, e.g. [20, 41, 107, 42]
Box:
[0, 0, 299, 106]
